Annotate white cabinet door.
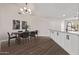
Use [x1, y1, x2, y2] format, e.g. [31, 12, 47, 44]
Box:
[51, 32, 67, 52]
[55, 32, 72, 54]
[50, 31, 62, 46]
[56, 32, 65, 48]
[63, 33, 71, 54]
[70, 34, 79, 54]
[64, 33, 79, 55]
[52, 31, 58, 42]
[50, 31, 56, 41]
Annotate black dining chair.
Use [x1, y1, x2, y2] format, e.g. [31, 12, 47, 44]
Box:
[7, 32, 17, 47]
[19, 32, 30, 43]
[30, 30, 38, 38]
[35, 30, 38, 37]
[29, 31, 36, 39]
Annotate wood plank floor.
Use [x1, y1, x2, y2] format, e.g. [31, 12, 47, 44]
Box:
[0, 36, 69, 55]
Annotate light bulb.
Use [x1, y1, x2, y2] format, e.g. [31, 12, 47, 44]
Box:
[20, 8, 23, 11]
[24, 7, 27, 10]
[27, 8, 32, 14]
[28, 8, 31, 12]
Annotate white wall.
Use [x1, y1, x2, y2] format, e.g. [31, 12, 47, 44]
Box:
[0, 3, 51, 42]
[29, 15, 62, 36]
[0, 4, 31, 42]
[32, 3, 79, 36]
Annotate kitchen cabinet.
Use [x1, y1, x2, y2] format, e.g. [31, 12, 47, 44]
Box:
[70, 34, 79, 54]
[49, 29, 79, 55]
[63, 33, 72, 54]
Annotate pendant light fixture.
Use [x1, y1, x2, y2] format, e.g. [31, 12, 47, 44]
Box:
[18, 3, 32, 15]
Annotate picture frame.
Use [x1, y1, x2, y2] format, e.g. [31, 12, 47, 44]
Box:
[13, 20, 20, 29]
[22, 21, 28, 29]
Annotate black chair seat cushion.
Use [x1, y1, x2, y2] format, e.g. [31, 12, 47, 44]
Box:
[9, 36, 17, 39]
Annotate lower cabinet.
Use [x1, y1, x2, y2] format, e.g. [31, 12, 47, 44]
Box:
[70, 34, 79, 54]
[55, 32, 65, 49]
[50, 31, 56, 41]
[50, 30, 79, 55]
[64, 33, 72, 54]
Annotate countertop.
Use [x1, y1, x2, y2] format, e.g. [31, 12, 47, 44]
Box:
[49, 29, 79, 36]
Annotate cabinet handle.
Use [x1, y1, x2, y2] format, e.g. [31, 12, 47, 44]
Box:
[57, 32, 59, 36]
[66, 35, 70, 40]
[52, 31, 54, 33]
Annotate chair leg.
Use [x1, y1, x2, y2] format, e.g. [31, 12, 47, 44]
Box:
[16, 38, 21, 45]
[8, 38, 10, 47]
[36, 34, 38, 39]
[27, 39, 29, 49]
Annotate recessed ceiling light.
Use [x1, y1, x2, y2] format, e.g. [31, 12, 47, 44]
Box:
[62, 14, 66, 17]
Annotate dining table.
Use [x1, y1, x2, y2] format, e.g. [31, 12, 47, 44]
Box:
[11, 30, 38, 40]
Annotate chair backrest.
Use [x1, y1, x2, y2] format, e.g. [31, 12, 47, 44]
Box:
[7, 32, 17, 39]
[7, 32, 10, 38]
[35, 30, 38, 34]
[30, 31, 36, 37]
[21, 32, 29, 38]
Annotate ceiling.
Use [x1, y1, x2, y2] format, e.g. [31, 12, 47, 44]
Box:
[33, 3, 79, 20]
[0, 3, 79, 20]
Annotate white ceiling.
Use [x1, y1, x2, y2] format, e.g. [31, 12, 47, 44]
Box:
[33, 3, 79, 19]
[0, 3, 79, 20]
